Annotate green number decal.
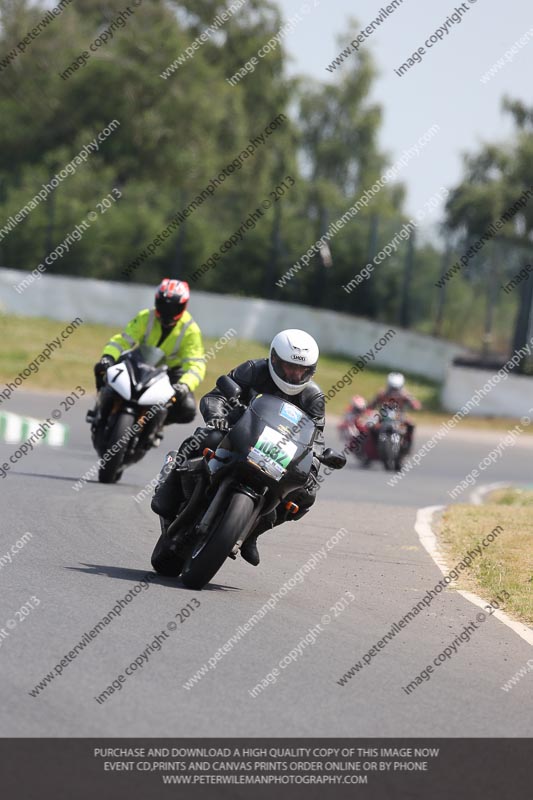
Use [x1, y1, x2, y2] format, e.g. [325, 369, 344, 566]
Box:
[254, 426, 297, 468]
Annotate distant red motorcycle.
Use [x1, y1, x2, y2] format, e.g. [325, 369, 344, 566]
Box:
[339, 407, 408, 471]
[338, 410, 378, 467]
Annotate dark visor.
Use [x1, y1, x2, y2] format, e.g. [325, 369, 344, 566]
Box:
[271, 349, 316, 385]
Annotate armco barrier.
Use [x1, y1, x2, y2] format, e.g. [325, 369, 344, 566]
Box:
[442, 363, 533, 418]
[0, 268, 466, 380]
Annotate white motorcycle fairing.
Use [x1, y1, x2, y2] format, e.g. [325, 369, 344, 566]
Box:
[106, 364, 132, 400]
[138, 374, 175, 406]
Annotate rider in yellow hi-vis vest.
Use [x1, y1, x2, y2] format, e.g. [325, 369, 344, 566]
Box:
[92, 279, 206, 426]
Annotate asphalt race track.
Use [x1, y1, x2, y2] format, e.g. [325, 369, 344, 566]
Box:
[1, 391, 532, 737]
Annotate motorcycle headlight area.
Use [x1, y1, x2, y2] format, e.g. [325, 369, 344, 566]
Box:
[247, 447, 286, 480]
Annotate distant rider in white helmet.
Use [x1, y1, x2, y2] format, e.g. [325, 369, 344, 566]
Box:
[152, 329, 325, 566]
[368, 372, 421, 452]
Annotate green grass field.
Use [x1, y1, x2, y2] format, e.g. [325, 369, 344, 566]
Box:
[0, 313, 528, 429]
[439, 497, 533, 625]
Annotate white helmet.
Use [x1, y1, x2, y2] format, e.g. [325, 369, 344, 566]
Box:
[387, 372, 405, 391]
[268, 329, 319, 396]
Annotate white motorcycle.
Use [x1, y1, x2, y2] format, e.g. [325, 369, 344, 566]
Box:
[89, 345, 175, 483]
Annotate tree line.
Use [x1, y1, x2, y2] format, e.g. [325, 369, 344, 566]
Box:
[0, 0, 531, 356]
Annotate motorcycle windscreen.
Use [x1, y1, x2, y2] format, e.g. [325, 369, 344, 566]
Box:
[129, 345, 166, 368]
[379, 407, 401, 430]
[238, 394, 315, 481]
[122, 346, 169, 396]
[249, 395, 315, 445]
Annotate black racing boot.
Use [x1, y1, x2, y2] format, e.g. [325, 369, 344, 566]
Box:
[241, 510, 277, 566]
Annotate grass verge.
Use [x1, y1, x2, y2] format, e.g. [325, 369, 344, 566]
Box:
[438, 501, 533, 626]
[0, 313, 437, 417]
[0, 312, 530, 429]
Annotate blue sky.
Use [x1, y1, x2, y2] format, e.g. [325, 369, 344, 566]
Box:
[279, 0, 532, 227]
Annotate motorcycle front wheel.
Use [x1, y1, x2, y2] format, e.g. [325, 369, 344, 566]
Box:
[180, 492, 255, 590]
[98, 412, 136, 483]
[151, 520, 186, 577]
[380, 435, 399, 471]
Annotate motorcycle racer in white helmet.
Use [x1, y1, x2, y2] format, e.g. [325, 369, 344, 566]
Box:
[268, 329, 320, 395]
[152, 329, 326, 566]
[368, 371, 422, 454]
[369, 372, 421, 412]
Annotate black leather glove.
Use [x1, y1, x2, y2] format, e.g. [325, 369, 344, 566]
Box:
[205, 417, 229, 431]
[94, 355, 115, 389]
[172, 382, 189, 402]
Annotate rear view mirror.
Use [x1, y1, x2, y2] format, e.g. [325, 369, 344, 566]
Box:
[319, 448, 346, 469]
[216, 375, 242, 401]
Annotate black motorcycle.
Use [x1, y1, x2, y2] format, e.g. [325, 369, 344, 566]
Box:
[88, 345, 175, 483]
[151, 376, 346, 589]
[376, 405, 407, 472]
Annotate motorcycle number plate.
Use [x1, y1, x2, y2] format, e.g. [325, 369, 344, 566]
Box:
[248, 425, 297, 479]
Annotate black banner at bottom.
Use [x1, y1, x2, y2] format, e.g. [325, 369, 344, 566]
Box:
[2, 738, 531, 799]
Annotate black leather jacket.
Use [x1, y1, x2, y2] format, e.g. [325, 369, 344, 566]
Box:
[200, 358, 325, 458]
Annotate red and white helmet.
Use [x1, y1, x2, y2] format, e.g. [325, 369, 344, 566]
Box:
[155, 279, 190, 326]
[350, 395, 367, 413]
[268, 329, 319, 396]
